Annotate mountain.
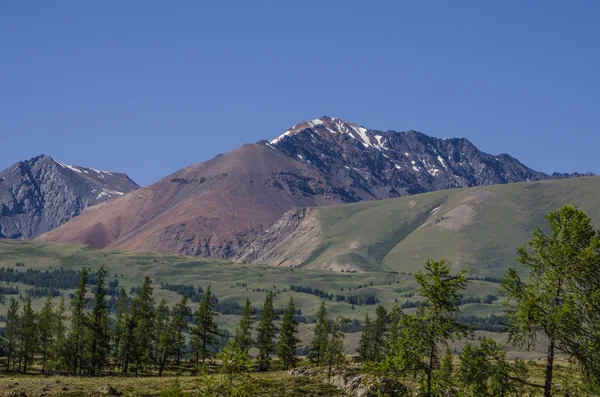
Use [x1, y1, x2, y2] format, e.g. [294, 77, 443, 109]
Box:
[0, 155, 140, 239]
[234, 177, 600, 276]
[37, 116, 593, 259]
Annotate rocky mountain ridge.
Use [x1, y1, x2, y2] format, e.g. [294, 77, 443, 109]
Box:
[37, 116, 593, 260]
[0, 155, 140, 239]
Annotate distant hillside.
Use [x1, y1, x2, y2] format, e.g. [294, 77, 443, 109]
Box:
[38, 116, 592, 259]
[235, 177, 600, 277]
[0, 155, 139, 239]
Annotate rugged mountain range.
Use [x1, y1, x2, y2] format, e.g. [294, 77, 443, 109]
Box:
[0, 155, 139, 239]
[37, 116, 593, 260]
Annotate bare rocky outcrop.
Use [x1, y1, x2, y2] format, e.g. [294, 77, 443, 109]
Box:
[98, 385, 122, 396]
[232, 207, 322, 266]
[289, 367, 408, 397]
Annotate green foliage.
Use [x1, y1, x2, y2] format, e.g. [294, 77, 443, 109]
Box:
[126, 275, 156, 373]
[308, 301, 328, 366]
[67, 267, 88, 374]
[5, 298, 19, 372]
[87, 266, 110, 375]
[325, 316, 349, 378]
[502, 204, 600, 395]
[159, 379, 185, 397]
[277, 296, 301, 370]
[256, 291, 277, 372]
[234, 298, 254, 354]
[191, 285, 220, 364]
[37, 297, 55, 373]
[218, 339, 253, 395]
[366, 259, 469, 397]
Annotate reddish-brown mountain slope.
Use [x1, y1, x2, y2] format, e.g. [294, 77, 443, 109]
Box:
[37, 143, 357, 257]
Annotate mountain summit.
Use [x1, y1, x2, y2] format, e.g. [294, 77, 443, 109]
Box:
[0, 155, 139, 239]
[37, 117, 592, 259]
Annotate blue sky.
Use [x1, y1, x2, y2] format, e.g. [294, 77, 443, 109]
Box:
[1, 1, 598, 186]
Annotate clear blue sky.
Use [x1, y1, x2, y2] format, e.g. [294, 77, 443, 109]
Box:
[1, 1, 598, 186]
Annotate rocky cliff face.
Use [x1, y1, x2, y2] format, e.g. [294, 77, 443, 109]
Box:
[268, 116, 591, 199]
[0, 155, 139, 239]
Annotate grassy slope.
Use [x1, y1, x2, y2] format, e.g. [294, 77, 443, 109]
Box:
[0, 239, 422, 325]
[305, 177, 600, 276]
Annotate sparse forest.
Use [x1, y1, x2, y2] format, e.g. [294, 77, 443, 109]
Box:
[1, 205, 600, 396]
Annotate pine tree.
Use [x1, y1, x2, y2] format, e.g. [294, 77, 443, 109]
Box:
[191, 285, 220, 364]
[88, 267, 110, 375]
[371, 305, 388, 362]
[155, 299, 175, 376]
[366, 259, 469, 397]
[414, 259, 469, 396]
[19, 297, 37, 373]
[256, 291, 277, 371]
[386, 304, 403, 352]
[5, 298, 20, 372]
[277, 296, 300, 370]
[112, 287, 128, 372]
[68, 268, 89, 375]
[38, 297, 56, 374]
[357, 313, 373, 362]
[171, 293, 190, 365]
[217, 339, 253, 394]
[55, 296, 68, 372]
[308, 301, 328, 367]
[502, 204, 600, 395]
[234, 298, 254, 355]
[325, 316, 349, 378]
[129, 276, 155, 374]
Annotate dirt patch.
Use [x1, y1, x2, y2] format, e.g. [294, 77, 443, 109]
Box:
[434, 204, 475, 231]
[233, 207, 322, 267]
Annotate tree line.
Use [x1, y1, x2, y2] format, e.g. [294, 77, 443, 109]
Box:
[0, 267, 304, 377]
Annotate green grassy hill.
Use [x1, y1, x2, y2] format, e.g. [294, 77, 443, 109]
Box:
[292, 177, 600, 276]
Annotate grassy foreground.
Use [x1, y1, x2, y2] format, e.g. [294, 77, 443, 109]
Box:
[0, 359, 593, 397]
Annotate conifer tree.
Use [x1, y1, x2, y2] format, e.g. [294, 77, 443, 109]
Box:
[367, 259, 469, 397]
[5, 298, 20, 372]
[19, 297, 37, 373]
[129, 276, 155, 374]
[502, 204, 600, 395]
[386, 304, 403, 351]
[88, 266, 110, 375]
[357, 313, 373, 362]
[277, 296, 300, 370]
[112, 287, 128, 372]
[308, 301, 328, 367]
[371, 305, 389, 362]
[217, 339, 253, 395]
[38, 297, 56, 374]
[234, 298, 254, 355]
[191, 285, 220, 364]
[68, 268, 89, 375]
[171, 293, 190, 365]
[325, 316, 349, 377]
[155, 299, 175, 376]
[256, 291, 276, 371]
[55, 296, 68, 372]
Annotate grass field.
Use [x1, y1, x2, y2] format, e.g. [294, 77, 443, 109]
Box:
[298, 177, 600, 276]
[0, 239, 516, 351]
[0, 358, 592, 396]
